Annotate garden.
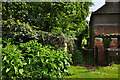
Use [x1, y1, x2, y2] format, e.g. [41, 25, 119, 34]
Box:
[1, 2, 120, 79]
[64, 64, 119, 78]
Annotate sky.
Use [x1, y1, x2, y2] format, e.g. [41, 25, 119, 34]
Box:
[87, 0, 105, 21]
[90, 0, 105, 11]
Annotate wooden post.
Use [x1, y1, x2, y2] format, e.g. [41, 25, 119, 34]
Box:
[106, 49, 108, 65]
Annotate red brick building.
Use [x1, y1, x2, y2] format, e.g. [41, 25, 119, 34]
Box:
[89, 1, 120, 65]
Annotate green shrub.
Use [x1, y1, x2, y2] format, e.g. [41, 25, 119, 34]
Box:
[19, 40, 72, 79]
[72, 50, 94, 66]
[2, 19, 71, 51]
[2, 40, 72, 79]
[2, 19, 37, 44]
[72, 50, 84, 65]
[2, 42, 27, 79]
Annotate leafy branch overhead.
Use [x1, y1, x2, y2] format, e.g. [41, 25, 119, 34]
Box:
[2, 2, 93, 38]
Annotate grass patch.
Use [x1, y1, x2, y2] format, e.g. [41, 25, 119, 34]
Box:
[64, 64, 119, 78]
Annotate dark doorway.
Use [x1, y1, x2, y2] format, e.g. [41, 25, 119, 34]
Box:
[118, 37, 120, 48]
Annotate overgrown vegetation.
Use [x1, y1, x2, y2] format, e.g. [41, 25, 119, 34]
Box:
[2, 2, 94, 79]
[2, 40, 72, 79]
[2, 42, 26, 79]
[72, 50, 84, 65]
[2, 19, 37, 44]
[72, 49, 94, 66]
[1, 1, 119, 79]
[2, 2, 93, 48]
[2, 19, 70, 46]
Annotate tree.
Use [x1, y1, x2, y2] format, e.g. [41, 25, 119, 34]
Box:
[2, 2, 93, 48]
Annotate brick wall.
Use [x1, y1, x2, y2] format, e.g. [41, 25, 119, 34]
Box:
[94, 38, 105, 65]
[110, 38, 118, 48]
[94, 38, 119, 65]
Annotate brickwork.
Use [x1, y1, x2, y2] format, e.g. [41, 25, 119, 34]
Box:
[94, 38, 119, 65]
[110, 38, 118, 48]
[94, 26, 120, 36]
[94, 38, 105, 65]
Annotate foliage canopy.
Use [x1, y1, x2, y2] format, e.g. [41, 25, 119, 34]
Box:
[2, 2, 93, 39]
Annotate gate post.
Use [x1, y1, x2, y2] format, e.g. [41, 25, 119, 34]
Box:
[95, 45, 98, 66]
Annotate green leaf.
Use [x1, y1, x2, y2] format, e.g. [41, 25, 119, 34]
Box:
[2, 75, 6, 79]
[19, 69, 24, 75]
[3, 56, 7, 61]
[6, 68, 10, 73]
[23, 63, 27, 65]
[8, 70, 14, 77]
[11, 60, 14, 65]
[14, 66, 18, 74]
[54, 64, 57, 69]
